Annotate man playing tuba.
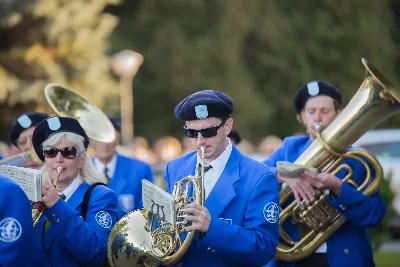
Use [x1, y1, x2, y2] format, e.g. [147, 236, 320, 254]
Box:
[164, 90, 280, 266]
[263, 81, 386, 267]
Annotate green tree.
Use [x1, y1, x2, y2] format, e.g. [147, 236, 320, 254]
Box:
[109, 0, 399, 143]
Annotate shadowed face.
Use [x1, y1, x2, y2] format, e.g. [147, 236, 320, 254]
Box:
[300, 96, 340, 140]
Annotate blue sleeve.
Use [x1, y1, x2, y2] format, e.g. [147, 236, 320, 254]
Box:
[262, 142, 286, 175]
[328, 160, 386, 227]
[0, 179, 34, 267]
[45, 187, 118, 265]
[164, 162, 172, 193]
[198, 173, 280, 266]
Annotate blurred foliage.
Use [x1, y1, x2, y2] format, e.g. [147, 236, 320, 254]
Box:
[1, 0, 400, 144]
[107, 0, 400, 142]
[0, 0, 121, 140]
[369, 172, 397, 251]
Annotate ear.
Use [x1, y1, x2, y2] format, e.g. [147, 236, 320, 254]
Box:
[224, 118, 233, 136]
[79, 152, 86, 168]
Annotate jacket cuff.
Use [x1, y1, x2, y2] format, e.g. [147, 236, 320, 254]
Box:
[45, 199, 77, 230]
[328, 182, 355, 212]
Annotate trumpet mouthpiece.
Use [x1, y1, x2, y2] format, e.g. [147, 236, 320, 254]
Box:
[57, 167, 63, 174]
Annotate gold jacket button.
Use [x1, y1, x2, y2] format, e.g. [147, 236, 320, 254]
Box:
[56, 219, 61, 223]
[207, 247, 211, 251]
[52, 214, 57, 218]
[344, 249, 350, 255]
[211, 249, 216, 253]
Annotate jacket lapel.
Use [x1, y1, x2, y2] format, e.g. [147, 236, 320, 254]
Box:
[204, 145, 240, 217]
[43, 182, 89, 252]
[108, 154, 127, 190]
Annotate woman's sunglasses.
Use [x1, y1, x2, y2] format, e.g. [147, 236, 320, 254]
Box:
[43, 146, 82, 159]
[184, 119, 227, 138]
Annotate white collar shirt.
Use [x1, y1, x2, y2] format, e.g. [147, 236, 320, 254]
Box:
[93, 153, 118, 180]
[195, 138, 233, 199]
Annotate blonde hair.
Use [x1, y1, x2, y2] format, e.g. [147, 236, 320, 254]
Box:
[40, 132, 107, 185]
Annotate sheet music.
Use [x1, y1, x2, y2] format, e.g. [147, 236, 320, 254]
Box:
[142, 180, 176, 225]
[0, 165, 42, 202]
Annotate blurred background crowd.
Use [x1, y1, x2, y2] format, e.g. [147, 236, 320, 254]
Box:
[1, 1, 400, 266]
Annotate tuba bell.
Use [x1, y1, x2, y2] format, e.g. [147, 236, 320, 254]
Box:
[276, 58, 400, 262]
[107, 146, 207, 267]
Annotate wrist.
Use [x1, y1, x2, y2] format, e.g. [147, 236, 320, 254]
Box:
[331, 178, 343, 196]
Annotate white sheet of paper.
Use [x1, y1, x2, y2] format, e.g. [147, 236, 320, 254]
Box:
[277, 161, 318, 179]
[0, 165, 42, 201]
[142, 180, 176, 225]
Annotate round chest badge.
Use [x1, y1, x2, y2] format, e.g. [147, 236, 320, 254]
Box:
[263, 202, 279, 224]
[0, 217, 22, 242]
[95, 211, 112, 229]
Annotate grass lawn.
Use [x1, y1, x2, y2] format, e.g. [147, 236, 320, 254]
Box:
[374, 252, 400, 267]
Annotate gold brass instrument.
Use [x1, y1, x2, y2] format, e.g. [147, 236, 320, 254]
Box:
[31, 84, 117, 226]
[276, 58, 400, 262]
[44, 83, 116, 144]
[107, 146, 207, 267]
[0, 147, 41, 167]
[32, 167, 63, 227]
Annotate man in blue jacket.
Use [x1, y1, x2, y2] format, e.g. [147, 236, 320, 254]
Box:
[164, 90, 280, 266]
[264, 81, 385, 267]
[91, 116, 155, 219]
[0, 174, 35, 267]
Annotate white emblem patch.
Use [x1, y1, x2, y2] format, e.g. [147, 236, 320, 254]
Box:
[195, 105, 208, 119]
[47, 117, 61, 131]
[17, 115, 32, 129]
[95, 211, 112, 228]
[0, 217, 22, 242]
[263, 202, 279, 223]
[307, 81, 319, 96]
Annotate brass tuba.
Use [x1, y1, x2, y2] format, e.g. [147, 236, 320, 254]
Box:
[276, 58, 400, 262]
[107, 146, 207, 267]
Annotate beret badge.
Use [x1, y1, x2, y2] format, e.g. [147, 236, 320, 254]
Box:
[195, 105, 208, 119]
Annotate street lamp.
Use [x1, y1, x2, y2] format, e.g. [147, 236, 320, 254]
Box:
[111, 49, 144, 145]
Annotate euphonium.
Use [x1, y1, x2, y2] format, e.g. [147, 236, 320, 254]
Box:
[107, 146, 207, 267]
[32, 167, 63, 227]
[276, 58, 400, 262]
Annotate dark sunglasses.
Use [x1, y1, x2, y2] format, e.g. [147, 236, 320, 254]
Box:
[184, 119, 228, 138]
[43, 146, 82, 159]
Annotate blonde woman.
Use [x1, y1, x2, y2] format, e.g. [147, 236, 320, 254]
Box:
[31, 116, 117, 267]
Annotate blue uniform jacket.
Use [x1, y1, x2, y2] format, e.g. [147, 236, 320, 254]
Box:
[94, 153, 154, 219]
[164, 145, 280, 267]
[31, 182, 118, 267]
[0, 175, 34, 267]
[263, 135, 386, 267]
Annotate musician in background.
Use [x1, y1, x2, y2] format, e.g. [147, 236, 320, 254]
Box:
[0, 174, 35, 267]
[263, 81, 385, 267]
[91, 116, 154, 219]
[31, 116, 117, 267]
[228, 128, 241, 145]
[164, 90, 280, 266]
[9, 112, 49, 168]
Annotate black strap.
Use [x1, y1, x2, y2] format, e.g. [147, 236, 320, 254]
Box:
[82, 182, 107, 220]
[81, 182, 111, 267]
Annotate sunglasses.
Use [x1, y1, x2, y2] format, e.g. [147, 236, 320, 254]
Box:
[184, 119, 227, 138]
[43, 146, 82, 159]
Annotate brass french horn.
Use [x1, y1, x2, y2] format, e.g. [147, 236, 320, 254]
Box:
[276, 58, 400, 262]
[107, 146, 207, 267]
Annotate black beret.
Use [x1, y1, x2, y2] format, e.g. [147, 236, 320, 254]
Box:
[32, 116, 90, 161]
[108, 116, 121, 133]
[228, 128, 242, 145]
[10, 112, 49, 146]
[293, 80, 342, 113]
[174, 90, 234, 121]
